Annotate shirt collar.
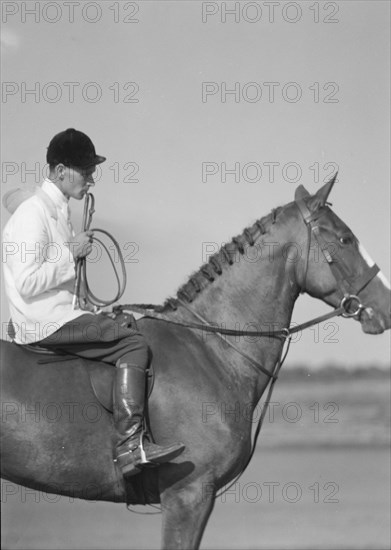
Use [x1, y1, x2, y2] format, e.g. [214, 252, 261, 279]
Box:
[41, 178, 69, 210]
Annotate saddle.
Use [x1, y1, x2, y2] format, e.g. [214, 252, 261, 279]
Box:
[6, 311, 154, 413]
[8, 342, 154, 413]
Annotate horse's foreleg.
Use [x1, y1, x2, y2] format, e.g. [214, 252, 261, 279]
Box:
[160, 481, 216, 550]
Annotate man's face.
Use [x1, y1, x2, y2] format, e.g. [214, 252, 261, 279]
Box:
[62, 166, 96, 200]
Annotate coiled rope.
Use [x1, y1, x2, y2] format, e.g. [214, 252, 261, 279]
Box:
[73, 192, 127, 310]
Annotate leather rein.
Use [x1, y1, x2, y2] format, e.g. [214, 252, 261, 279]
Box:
[121, 200, 380, 381]
[73, 192, 127, 310]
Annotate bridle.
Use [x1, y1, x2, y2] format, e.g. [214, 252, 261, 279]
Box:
[295, 199, 380, 320]
[122, 200, 381, 379]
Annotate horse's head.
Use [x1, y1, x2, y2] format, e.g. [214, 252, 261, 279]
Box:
[292, 175, 390, 334]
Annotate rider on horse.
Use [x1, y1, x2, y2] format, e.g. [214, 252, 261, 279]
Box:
[2, 128, 185, 478]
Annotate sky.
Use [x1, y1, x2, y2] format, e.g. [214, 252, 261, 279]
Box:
[1, 0, 390, 368]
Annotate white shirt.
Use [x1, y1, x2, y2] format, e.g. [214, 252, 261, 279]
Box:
[2, 178, 89, 344]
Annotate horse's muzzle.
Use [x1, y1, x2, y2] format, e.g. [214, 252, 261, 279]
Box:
[359, 307, 387, 334]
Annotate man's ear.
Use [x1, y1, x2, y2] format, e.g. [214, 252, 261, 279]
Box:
[53, 163, 66, 181]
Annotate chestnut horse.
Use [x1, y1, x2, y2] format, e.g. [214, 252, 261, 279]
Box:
[1, 177, 390, 549]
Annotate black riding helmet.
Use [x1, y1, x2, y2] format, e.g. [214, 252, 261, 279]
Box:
[46, 128, 106, 169]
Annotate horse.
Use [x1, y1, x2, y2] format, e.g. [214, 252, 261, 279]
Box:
[1, 176, 390, 549]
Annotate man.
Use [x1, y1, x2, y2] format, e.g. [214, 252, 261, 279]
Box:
[2, 128, 184, 478]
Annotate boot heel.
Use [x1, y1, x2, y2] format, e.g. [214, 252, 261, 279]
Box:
[115, 452, 142, 477]
[121, 462, 142, 477]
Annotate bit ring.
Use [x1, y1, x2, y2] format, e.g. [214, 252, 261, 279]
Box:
[340, 295, 364, 318]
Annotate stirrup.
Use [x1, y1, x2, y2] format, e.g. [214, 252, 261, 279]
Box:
[138, 429, 151, 465]
[114, 428, 152, 465]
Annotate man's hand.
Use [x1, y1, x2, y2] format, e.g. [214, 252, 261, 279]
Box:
[71, 231, 94, 259]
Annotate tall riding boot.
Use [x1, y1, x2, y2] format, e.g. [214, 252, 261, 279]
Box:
[113, 363, 185, 478]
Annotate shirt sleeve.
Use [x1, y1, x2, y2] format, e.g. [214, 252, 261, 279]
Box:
[3, 200, 76, 299]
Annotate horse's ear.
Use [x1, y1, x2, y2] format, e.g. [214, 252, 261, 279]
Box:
[294, 185, 311, 201]
[309, 172, 338, 210]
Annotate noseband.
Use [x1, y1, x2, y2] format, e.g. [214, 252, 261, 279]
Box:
[295, 199, 380, 319]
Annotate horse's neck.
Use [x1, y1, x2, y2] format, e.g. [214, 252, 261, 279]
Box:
[170, 221, 300, 397]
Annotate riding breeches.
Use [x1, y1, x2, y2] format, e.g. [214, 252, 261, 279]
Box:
[36, 313, 150, 370]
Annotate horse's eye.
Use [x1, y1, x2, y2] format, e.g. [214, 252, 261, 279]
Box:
[339, 236, 353, 245]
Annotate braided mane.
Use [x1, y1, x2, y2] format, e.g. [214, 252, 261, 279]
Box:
[154, 206, 283, 312]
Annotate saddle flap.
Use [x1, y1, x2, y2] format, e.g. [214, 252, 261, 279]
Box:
[87, 362, 115, 412]
[87, 363, 154, 414]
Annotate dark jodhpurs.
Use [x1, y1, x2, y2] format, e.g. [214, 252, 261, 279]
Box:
[37, 312, 185, 476]
[37, 313, 149, 370]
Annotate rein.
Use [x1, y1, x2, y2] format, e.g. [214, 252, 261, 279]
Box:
[73, 192, 127, 310]
[120, 201, 379, 365]
[121, 301, 347, 379]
